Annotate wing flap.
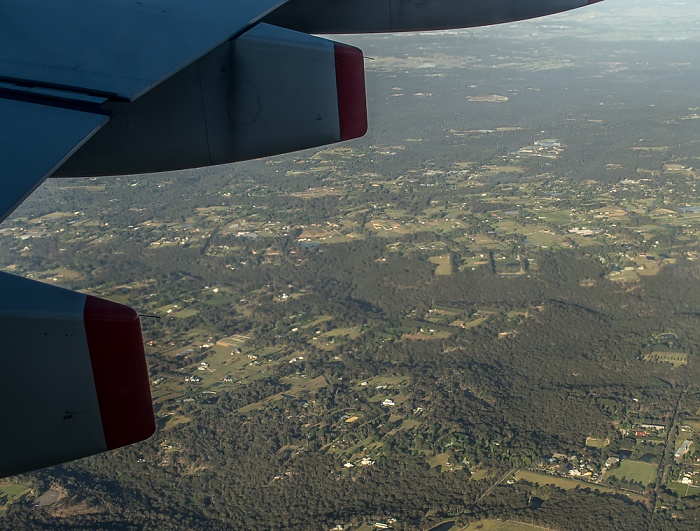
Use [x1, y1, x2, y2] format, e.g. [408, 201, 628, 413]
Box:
[0, 97, 108, 223]
[0, 0, 288, 100]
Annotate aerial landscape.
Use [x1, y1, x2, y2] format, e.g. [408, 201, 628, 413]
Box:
[1, 1, 700, 529]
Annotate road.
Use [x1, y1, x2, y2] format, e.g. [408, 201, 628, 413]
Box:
[474, 467, 516, 505]
[647, 386, 687, 531]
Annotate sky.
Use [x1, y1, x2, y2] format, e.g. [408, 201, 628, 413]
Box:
[505, 0, 700, 42]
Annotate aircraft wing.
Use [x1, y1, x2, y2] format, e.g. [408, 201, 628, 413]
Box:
[0, 0, 288, 224]
[0, 0, 293, 478]
[0, 0, 288, 101]
[0, 94, 108, 225]
[0, 0, 603, 478]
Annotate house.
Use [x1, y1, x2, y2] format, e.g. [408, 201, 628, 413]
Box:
[605, 457, 620, 468]
[675, 440, 693, 461]
[382, 399, 395, 407]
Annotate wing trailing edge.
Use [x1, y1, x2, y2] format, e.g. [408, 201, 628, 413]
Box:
[265, 0, 603, 33]
[0, 94, 108, 223]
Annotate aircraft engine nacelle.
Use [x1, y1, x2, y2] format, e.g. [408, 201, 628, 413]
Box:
[265, 0, 603, 33]
[56, 24, 367, 177]
[0, 272, 155, 478]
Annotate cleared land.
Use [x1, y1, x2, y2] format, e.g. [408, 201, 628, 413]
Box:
[515, 470, 645, 502]
[585, 437, 609, 449]
[429, 255, 453, 275]
[428, 453, 460, 470]
[667, 482, 700, 498]
[238, 375, 328, 413]
[0, 482, 32, 511]
[604, 460, 657, 485]
[643, 351, 688, 368]
[459, 520, 554, 531]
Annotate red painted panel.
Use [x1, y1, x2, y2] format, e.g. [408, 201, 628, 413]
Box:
[84, 296, 155, 450]
[334, 42, 368, 141]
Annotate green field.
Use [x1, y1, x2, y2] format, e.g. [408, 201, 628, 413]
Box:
[428, 453, 461, 470]
[321, 326, 362, 339]
[238, 375, 328, 413]
[586, 437, 609, 449]
[605, 460, 657, 485]
[609, 269, 640, 283]
[667, 482, 700, 498]
[462, 317, 489, 329]
[363, 375, 409, 387]
[459, 520, 554, 531]
[470, 468, 492, 481]
[535, 210, 572, 224]
[400, 419, 422, 431]
[515, 470, 646, 502]
[0, 483, 31, 499]
[300, 315, 333, 329]
[151, 342, 291, 409]
[429, 255, 454, 275]
[643, 351, 688, 368]
[172, 308, 199, 318]
[0, 482, 32, 510]
[315, 326, 363, 349]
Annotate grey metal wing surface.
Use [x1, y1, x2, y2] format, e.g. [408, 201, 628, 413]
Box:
[0, 0, 288, 100]
[0, 0, 287, 223]
[0, 93, 108, 224]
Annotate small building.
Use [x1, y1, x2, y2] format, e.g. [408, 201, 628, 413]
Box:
[605, 457, 620, 468]
[675, 440, 693, 461]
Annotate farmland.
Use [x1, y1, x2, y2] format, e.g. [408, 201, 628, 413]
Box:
[604, 460, 658, 486]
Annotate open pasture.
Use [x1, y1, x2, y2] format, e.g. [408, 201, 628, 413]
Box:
[238, 375, 328, 413]
[667, 482, 700, 498]
[604, 460, 657, 485]
[585, 437, 609, 449]
[643, 351, 688, 368]
[403, 330, 452, 341]
[515, 470, 645, 502]
[460, 520, 554, 531]
[0, 482, 32, 510]
[429, 255, 453, 275]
